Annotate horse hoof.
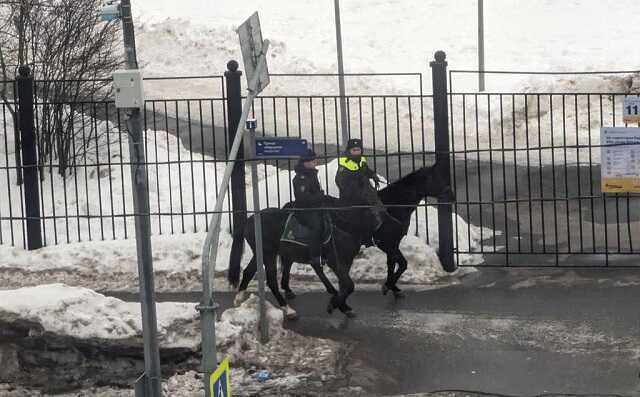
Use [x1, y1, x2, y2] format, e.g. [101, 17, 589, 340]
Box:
[282, 305, 298, 320]
[381, 284, 389, 296]
[393, 290, 406, 299]
[344, 310, 357, 319]
[284, 290, 297, 301]
[234, 290, 249, 306]
[327, 301, 334, 315]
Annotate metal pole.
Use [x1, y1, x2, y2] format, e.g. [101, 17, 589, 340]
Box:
[225, 60, 247, 241]
[119, 1, 162, 396]
[16, 66, 42, 250]
[334, 0, 349, 146]
[246, 123, 268, 344]
[430, 51, 456, 273]
[200, 41, 270, 397]
[478, 0, 485, 92]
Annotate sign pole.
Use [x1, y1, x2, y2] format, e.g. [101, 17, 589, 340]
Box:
[200, 88, 256, 397]
[118, 1, 162, 396]
[478, 0, 485, 92]
[200, 32, 270, 396]
[334, 0, 349, 147]
[246, 118, 268, 343]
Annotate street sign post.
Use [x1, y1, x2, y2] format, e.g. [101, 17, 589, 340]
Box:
[200, 12, 271, 397]
[245, 118, 269, 344]
[209, 357, 231, 397]
[601, 127, 640, 193]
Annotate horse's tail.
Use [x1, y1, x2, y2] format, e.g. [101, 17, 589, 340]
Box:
[227, 216, 247, 288]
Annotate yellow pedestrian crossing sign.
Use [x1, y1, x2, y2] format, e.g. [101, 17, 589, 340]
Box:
[210, 357, 231, 397]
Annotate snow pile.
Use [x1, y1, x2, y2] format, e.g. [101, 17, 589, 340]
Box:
[215, 294, 285, 362]
[1, 154, 485, 290]
[0, 287, 356, 396]
[0, 284, 199, 349]
[448, 74, 640, 165]
[0, 109, 280, 249]
[132, 0, 640, 93]
[129, 0, 640, 164]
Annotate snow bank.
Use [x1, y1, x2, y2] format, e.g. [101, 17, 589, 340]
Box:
[0, 284, 199, 349]
[1, 135, 485, 289]
[129, 1, 640, 164]
[132, 0, 640, 93]
[0, 285, 294, 354]
[0, 111, 280, 249]
[0, 287, 354, 396]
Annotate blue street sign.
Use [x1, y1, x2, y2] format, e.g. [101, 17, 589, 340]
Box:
[256, 137, 308, 158]
[209, 357, 231, 397]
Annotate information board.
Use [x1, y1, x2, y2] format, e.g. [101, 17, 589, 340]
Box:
[600, 127, 640, 193]
[256, 137, 308, 158]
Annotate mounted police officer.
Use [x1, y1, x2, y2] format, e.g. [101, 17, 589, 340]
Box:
[335, 138, 385, 239]
[292, 148, 326, 267]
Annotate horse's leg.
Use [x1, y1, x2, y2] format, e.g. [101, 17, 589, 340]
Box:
[382, 250, 397, 296]
[309, 259, 339, 296]
[327, 260, 355, 317]
[280, 256, 296, 300]
[388, 248, 408, 299]
[265, 256, 297, 320]
[235, 256, 256, 306]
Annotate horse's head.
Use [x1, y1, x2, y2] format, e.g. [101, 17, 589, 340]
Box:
[415, 160, 456, 202]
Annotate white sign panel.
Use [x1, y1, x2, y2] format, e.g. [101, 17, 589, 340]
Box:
[601, 127, 640, 193]
[237, 12, 270, 94]
[623, 96, 640, 124]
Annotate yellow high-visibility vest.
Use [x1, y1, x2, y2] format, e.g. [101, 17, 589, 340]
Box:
[338, 156, 367, 171]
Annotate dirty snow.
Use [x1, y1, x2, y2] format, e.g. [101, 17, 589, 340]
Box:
[0, 284, 199, 348]
[0, 288, 360, 396]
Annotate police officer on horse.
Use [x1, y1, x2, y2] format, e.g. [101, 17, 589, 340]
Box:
[292, 149, 326, 267]
[336, 139, 386, 241]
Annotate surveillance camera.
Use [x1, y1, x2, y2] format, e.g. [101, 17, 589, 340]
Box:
[100, 1, 121, 22]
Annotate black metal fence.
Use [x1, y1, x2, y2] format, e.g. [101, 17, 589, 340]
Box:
[4, 57, 640, 269]
[448, 69, 640, 267]
[1, 67, 441, 251]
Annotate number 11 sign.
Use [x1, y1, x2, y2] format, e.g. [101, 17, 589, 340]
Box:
[623, 96, 640, 124]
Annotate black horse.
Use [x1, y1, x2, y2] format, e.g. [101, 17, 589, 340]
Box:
[227, 199, 367, 318]
[280, 160, 455, 300]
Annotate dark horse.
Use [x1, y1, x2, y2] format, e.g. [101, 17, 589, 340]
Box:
[227, 199, 368, 318]
[280, 160, 455, 300]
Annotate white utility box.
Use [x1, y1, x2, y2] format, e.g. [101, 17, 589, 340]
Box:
[113, 69, 144, 109]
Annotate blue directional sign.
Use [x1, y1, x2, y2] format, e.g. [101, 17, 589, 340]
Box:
[209, 357, 231, 397]
[256, 137, 308, 158]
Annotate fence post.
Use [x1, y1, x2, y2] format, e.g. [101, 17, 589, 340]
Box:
[225, 60, 247, 234]
[17, 66, 42, 250]
[430, 51, 456, 272]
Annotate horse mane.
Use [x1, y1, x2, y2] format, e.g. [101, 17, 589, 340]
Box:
[378, 163, 435, 204]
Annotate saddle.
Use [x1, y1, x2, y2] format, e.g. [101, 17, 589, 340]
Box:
[280, 213, 333, 247]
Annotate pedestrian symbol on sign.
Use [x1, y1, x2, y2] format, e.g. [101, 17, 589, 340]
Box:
[209, 357, 231, 397]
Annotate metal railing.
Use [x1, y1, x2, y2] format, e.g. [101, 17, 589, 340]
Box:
[448, 69, 640, 267]
[1, 71, 436, 249]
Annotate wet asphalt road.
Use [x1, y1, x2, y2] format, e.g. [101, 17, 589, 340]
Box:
[110, 267, 640, 396]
